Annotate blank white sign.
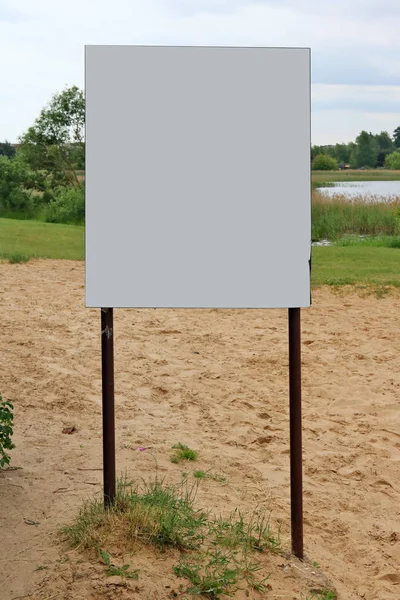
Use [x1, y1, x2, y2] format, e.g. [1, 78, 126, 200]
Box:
[85, 46, 311, 308]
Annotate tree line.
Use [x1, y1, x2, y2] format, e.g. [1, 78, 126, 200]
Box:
[311, 128, 400, 170]
[1, 85, 400, 224]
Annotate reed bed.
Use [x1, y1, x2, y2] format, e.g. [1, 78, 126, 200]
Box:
[312, 191, 400, 241]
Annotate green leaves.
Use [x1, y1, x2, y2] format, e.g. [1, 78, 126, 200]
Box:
[0, 394, 15, 469]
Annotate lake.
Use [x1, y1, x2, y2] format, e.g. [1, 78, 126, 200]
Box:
[317, 180, 400, 201]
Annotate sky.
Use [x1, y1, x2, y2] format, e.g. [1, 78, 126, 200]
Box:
[0, 0, 399, 146]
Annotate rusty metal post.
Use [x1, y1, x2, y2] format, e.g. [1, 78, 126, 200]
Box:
[288, 307, 304, 559]
[101, 307, 116, 507]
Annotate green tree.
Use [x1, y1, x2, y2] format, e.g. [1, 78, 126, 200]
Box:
[334, 143, 352, 164]
[311, 145, 337, 160]
[18, 85, 85, 189]
[385, 151, 400, 170]
[351, 130, 378, 168]
[0, 141, 16, 158]
[393, 126, 400, 149]
[312, 154, 338, 170]
[373, 131, 394, 167]
[0, 155, 38, 215]
[375, 130, 394, 151]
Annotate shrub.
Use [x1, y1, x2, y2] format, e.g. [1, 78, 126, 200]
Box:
[43, 185, 85, 224]
[312, 154, 338, 171]
[385, 151, 400, 170]
[0, 155, 37, 216]
[0, 394, 15, 469]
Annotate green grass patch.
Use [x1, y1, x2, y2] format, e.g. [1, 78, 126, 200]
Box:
[0, 217, 84, 261]
[63, 475, 282, 598]
[335, 234, 400, 248]
[312, 169, 400, 183]
[62, 476, 207, 553]
[312, 246, 400, 288]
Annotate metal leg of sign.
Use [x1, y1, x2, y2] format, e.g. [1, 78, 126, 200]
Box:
[101, 307, 116, 508]
[288, 307, 304, 560]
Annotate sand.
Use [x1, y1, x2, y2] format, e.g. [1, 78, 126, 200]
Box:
[0, 260, 399, 599]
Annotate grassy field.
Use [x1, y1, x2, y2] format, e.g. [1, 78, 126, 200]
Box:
[1, 217, 400, 291]
[311, 245, 400, 288]
[312, 169, 400, 183]
[0, 218, 84, 261]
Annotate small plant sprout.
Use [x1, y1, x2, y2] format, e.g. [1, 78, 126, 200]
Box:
[100, 549, 139, 581]
[302, 590, 337, 600]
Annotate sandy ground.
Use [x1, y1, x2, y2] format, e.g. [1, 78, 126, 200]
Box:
[0, 260, 399, 600]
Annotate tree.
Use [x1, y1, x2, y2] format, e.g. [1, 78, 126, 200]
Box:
[0, 141, 16, 158]
[18, 86, 85, 189]
[374, 130, 394, 151]
[312, 154, 338, 170]
[350, 130, 377, 168]
[385, 151, 400, 170]
[393, 126, 400, 149]
[376, 151, 392, 168]
[0, 155, 38, 214]
[334, 143, 352, 164]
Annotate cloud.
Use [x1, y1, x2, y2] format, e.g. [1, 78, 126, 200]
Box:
[312, 109, 399, 145]
[312, 84, 400, 113]
[0, 3, 26, 23]
[0, 0, 399, 143]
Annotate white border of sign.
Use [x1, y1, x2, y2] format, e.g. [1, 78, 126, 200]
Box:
[85, 46, 311, 309]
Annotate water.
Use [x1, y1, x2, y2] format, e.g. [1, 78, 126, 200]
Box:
[317, 180, 400, 201]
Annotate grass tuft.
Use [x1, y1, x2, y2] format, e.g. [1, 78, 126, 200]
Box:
[62, 476, 207, 553]
[171, 442, 199, 463]
[0, 251, 32, 263]
[208, 507, 281, 553]
[304, 589, 337, 600]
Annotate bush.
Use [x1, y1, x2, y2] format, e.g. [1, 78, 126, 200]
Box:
[0, 394, 15, 469]
[312, 154, 338, 171]
[385, 151, 400, 170]
[43, 185, 85, 224]
[0, 155, 37, 216]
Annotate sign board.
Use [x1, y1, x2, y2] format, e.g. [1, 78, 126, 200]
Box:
[85, 46, 311, 308]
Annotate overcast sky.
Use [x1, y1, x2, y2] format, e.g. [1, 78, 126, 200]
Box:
[0, 0, 399, 145]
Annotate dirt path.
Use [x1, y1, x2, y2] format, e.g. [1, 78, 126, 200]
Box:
[0, 260, 399, 599]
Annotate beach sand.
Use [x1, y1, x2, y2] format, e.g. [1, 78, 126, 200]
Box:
[0, 260, 399, 599]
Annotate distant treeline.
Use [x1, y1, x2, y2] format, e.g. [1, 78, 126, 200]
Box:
[311, 127, 400, 169]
